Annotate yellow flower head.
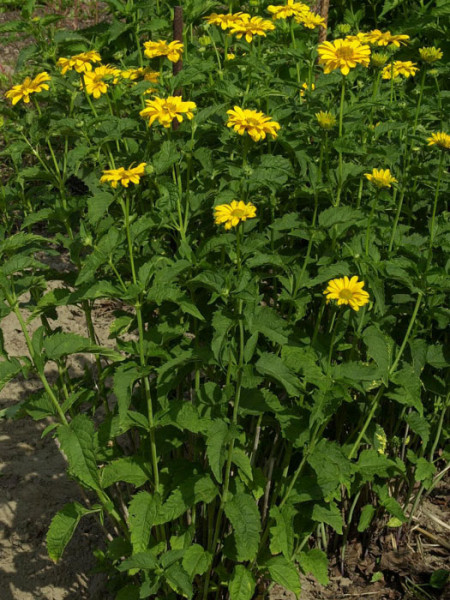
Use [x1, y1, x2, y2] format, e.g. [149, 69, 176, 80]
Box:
[57, 50, 101, 74]
[204, 12, 246, 30]
[315, 111, 336, 130]
[229, 15, 275, 43]
[382, 60, 418, 80]
[82, 66, 118, 98]
[120, 67, 160, 85]
[226, 53, 236, 61]
[364, 168, 397, 188]
[267, 0, 309, 20]
[345, 32, 371, 44]
[5, 71, 51, 105]
[140, 95, 196, 128]
[324, 276, 370, 311]
[226, 106, 280, 142]
[295, 11, 326, 29]
[419, 47, 443, 63]
[300, 81, 315, 97]
[375, 430, 387, 455]
[214, 200, 257, 230]
[371, 52, 389, 67]
[366, 29, 409, 47]
[143, 40, 184, 62]
[100, 163, 147, 189]
[318, 38, 371, 76]
[427, 132, 450, 150]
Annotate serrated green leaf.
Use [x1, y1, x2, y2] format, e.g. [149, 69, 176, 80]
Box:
[270, 504, 295, 558]
[57, 414, 101, 491]
[100, 457, 151, 488]
[206, 420, 229, 483]
[224, 493, 261, 562]
[46, 502, 91, 562]
[128, 492, 161, 554]
[414, 458, 436, 483]
[312, 502, 343, 534]
[182, 544, 212, 578]
[164, 563, 193, 599]
[357, 504, 376, 532]
[117, 551, 158, 572]
[232, 447, 253, 482]
[265, 556, 301, 598]
[255, 353, 301, 397]
[229, 564, 256, 600]
[298, 548, 329, 585]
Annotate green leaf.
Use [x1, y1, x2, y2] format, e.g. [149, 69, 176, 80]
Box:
[115, 584, 140, 600]
[308, 440, 352, 498]
[247, 306, 290, 346]
[164, 563, 193, 599]
[387, 366, 423, 415]
[206, 420, 229, 483]
[232, 447, 253, 482]
[298, 549, 329, 585]
[414, 458, 435, 483]
[265, 556, 301, 599]
[128, 492, 161, 554]
[117, 551, 158, 571]
[255, 353, 301, 397]
[229, 565, 256, 600]
[357, 505, 376, 532]
[363, 326, 393, 381]
[0, 358, 22, 392]
[312, 502, 343, 534]
[406, 411, 430, 446]
[57, 415, 101, 491]
[270, 504, 295, 559]
[182, 544, 212, 578]
[100, 457, 151, 488]
[153, 140, 180, 174]
[113, 362, 142, 424]
[224, 493, 261, 562]
[44, 332, 123, 362]
[46, 502, 91, 562]
[355, 449, 399, 482]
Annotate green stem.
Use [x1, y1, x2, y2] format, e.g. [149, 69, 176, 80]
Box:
[365, 189, 380, 257]
[412, 69, 426, 136]
[426, 151, 445, 270]
[335, 77, 346, 208]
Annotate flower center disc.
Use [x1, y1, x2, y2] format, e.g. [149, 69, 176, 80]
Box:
[231, 209, 246, 218]
[336, 47, 355, 60]
[339, 289, 354, 300]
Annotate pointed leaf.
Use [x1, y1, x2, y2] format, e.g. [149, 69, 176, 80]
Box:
[128, 492, 161, 554]
[229, 564, 256, 600]
[224, 493, 261, 562]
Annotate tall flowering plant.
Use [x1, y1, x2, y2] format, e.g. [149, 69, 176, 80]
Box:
[0, 1, 448, 599]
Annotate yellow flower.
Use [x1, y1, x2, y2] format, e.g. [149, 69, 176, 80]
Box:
[382, 60, 418, 79]
[143, 40, 184, 62]
[419, 47, 443, 63]
[318, 38, 371, 76]
[226, 53, 236, 60]
[100, 163, 147, 188]
[366, 29, 409, 47]
[82, 66, 119, 98]
[5, 71, 51, 105]
[229, 15, 275, 43]
[324, 276, 370, 311]
[120, 67, 160, 85]
[226, 106, 280, 142]
[300, 81, 315, 97]
[371, 52, 389, 67]
[203, 12, 246, 30]
[346, 32, 371, 44]
[364, 168, 397, 188]
[139, 95, 196, 128]
[214, 200, 257, 230]
[267, 0, 309, 20]
[57, 50, 101, 74]
[427, 132, 450, 150]
[315, 111, 336, 130]
[375, 431, 387, 455]
[295, 11, 326, 29]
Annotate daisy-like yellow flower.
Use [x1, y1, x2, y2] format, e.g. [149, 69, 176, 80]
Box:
[419, 47, 443, 63]
[121, 67, 160, 84]
[316, 111, 336, 130]
[5, 71, 51, 105]
[366, 29, 409, 47]
[346, 32, 371, 44]
[203, 12, 246, 30]
[295, 11, 326, 29]
[300, 81, 315, 97]
[214, 200, 257, 230]
[57, 50, 101, 74]
[427, 132, 450, 150]
[267, 0, 309, 20]
[82, 65, 119, 98]
[100, 163, 147, 188]
[140, 95, 196, 128]
[226, 106, 280, 142]
[229, 15, 275, 43]
[364, 168, 397, 188]
[382, 60, 418, 80]
[318, 38, 371, 76]
[143, 40, 184, 62]
[324, 276, 370, 311]
[226, 53, 236, 60]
